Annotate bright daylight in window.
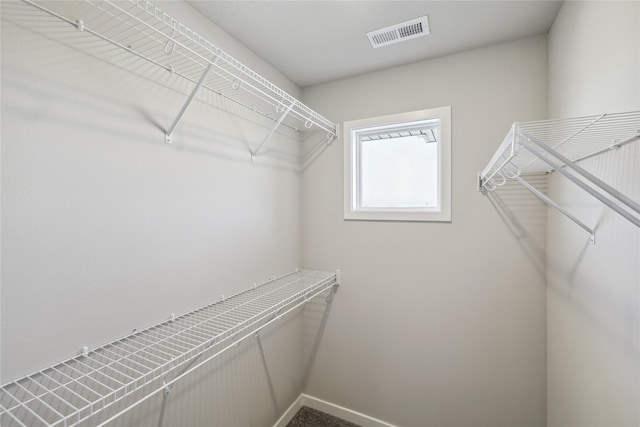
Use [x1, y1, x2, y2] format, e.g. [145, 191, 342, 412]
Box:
[344, 106, 451, 222]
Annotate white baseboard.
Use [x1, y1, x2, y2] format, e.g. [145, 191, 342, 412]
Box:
[273, 393, 400, 427]
[272, 394, 305, 427]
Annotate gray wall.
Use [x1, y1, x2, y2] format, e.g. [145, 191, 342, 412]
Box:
[1, 1, 311, 425]
[301, 35, 548, 427]
[5, 1, 637, 426]
[546, 2, 640, 426]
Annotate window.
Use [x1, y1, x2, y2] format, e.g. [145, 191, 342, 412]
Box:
[344, 106, 451, 221]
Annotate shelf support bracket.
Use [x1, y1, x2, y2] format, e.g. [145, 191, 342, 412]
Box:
[515, 175, 595, 243]
[520, 131, 640, 229]
[165, 57, 217, 144]
[325, 271, 340, 303]
[250, 100, 296, 163]
[325, 284, 339, 304]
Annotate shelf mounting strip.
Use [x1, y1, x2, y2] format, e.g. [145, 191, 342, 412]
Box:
[0, 269, 340, 427]
[19, 0, 338, 160]
[479, 111, 640, 243]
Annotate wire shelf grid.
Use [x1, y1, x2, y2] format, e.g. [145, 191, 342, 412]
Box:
[19, 0, 337, 139]
[0, 269, 339, 427]
[480, 111, 640, 185]
[479, 111, 640, 239]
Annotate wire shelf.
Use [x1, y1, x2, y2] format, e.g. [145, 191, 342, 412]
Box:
[480, 111, 640, 183]
[0, 269, 340, 427]
[17, 0, 337, 147]
[480, 111, 640, 240]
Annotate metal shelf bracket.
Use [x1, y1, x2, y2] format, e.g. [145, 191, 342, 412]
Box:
[515, 175, 595, 243]
[250, 100, 296, 163]
[165, 55, 219, 144]
[520, 130, 640, 229]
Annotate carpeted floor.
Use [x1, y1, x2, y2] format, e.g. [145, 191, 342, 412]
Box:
[286, 406, 362, 427]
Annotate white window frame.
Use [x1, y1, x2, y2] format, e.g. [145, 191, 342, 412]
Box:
[344, 106, 451, 222]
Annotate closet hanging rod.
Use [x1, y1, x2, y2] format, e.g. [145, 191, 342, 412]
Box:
[0, 270, 340, 427]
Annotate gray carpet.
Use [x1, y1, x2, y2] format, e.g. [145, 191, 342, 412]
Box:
[286, 406, 362, 427]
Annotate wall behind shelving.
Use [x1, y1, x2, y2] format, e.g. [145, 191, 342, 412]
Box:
[301, 35, 549, 427]
[546, 2, 640, 426]
[5, 1, 637, 426]
[1, 1, 309, 425]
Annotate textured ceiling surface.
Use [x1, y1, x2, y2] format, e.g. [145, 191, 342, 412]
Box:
[188, 1, 563, 88]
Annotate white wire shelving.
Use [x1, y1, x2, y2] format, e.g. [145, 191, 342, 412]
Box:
[479, 111, 640, 242]
[0, 269, 340, 427]
[17, 0, 337, 161]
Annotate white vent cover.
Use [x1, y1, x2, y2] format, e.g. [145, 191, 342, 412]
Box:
[367, 16, 430, 48]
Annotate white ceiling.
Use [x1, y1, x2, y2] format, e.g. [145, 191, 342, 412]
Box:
[187, 1, 563, 88]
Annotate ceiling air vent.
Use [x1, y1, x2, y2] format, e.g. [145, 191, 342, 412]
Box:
[367, 15, 430, 48]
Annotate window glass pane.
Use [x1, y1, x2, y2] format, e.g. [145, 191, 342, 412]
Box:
[359, 135, 438, 208]
[343, 106, 451, 222]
